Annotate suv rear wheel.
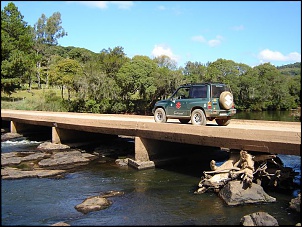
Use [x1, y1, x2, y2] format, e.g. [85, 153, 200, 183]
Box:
[191, 109, 206, 126]
[154, 108, 167, 123]
[215, 118, 231, 126]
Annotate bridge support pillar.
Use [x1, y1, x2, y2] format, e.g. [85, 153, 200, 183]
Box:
[11, 121, 35, 133]
[52, 127, 117, 144]
[53, 127, 94, 144]
[128, 137, 155, 170]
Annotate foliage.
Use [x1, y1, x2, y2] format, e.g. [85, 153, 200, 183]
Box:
[1, 2, 35, 95]
[1, 2, 300, 114]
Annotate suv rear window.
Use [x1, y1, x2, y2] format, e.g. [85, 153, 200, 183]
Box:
[211, 84, 230, 98]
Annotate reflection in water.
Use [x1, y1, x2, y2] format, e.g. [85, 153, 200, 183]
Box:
[234, 110, 300, 122]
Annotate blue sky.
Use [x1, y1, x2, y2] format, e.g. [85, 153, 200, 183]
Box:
[2, 1, 301, 68]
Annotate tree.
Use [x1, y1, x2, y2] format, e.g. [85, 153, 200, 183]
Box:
[99, 46, 129, 79]
[183, 61, 207, 83]
[1, 2, 35, 95]
[33, 12, 67, 89]
[49, 58, 82, 100]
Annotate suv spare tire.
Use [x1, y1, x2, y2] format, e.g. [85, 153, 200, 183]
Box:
[219, 91, 233, 110]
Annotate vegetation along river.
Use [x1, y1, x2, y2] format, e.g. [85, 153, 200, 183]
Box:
[1, 111, 300, 226]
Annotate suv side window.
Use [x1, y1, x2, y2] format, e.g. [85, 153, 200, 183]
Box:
[172, 87, 190, 99]
[191, 85, 207, 98]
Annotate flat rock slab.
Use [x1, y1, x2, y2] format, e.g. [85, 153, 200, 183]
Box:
[1, 167, 66, 179]
[1, 148, 98, 179]
[37, 142, 70, 150]
[38, 150, 97, 169]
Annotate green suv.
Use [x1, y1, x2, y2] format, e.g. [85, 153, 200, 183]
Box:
[152, 82, 236, 126]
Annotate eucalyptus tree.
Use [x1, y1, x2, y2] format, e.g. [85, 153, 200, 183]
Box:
[33, 12, 67, 89]
[1, 2, 35, 95]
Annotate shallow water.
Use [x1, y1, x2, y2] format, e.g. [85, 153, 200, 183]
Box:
[1, 139, 301, 226]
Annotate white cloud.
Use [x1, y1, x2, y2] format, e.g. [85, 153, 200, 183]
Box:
[158, 5, 166, 10]
[151, 44, 179, 62]
[191, 35, 206, 43]
[231, 25, 244, 31]
[73, 1, 134, 10]
[192, 35, 223, 47]
[208, 35, 223, 47]
[111, 1, 134, 9]
[75, 1, 108, 9]
[258, 49, 301, 62]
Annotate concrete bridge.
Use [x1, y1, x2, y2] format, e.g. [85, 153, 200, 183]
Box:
[1, 109, 301, 169]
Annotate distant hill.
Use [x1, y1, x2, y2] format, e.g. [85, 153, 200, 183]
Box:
[277, 62, 301, 76]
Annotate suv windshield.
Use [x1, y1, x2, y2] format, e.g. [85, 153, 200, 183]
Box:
[211, 84, 230, 98]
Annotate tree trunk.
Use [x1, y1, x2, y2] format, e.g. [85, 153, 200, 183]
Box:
[36, 61, 41, 89]
[61, 86, 64, 100]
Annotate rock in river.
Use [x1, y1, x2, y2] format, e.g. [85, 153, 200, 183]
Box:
[75, 196, 112, 214]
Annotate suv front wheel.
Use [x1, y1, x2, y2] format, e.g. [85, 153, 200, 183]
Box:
[154, 108, 167, 123]
[191, 109, 207, 126]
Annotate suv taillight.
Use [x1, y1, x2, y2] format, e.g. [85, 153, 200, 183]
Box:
[208, 101, 212, 109]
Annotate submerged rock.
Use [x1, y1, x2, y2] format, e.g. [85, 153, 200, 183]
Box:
[51, 222, 70, 226]
[100, 190, 125, 198]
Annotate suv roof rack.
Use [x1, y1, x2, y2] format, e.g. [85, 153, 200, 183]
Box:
[180, 82, 224, 86]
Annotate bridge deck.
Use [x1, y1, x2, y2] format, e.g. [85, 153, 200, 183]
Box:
[1, 109, 301, 156]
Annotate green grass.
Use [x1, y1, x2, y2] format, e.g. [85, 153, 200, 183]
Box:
[1, 87, 66, 111]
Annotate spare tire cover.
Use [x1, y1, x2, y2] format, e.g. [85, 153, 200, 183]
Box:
[219, 91, 233, 110]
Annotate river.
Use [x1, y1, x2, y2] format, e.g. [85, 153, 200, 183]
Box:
[1, 111, 301, 226]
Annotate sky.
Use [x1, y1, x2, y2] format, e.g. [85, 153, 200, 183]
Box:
[1, 1, 301, 68]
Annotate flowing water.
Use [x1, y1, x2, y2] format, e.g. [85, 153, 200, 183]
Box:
[1, 111, 301, 225]
[1, 136, 300, 226]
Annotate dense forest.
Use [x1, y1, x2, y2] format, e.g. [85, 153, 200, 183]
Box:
[1, 2, 301, 115]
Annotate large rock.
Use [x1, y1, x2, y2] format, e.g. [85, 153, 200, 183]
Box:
[289, 192, 301, 213]
[1, 132, 23, 142]
[240, 212, 279, 226]
[75, 196, 112, 214]
[218, 180, 276, 206]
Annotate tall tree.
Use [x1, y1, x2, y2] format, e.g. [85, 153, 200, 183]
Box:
[99, 46, 129, 79]
[1, 2, 35, 95]
[33, 12, 67, 89]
